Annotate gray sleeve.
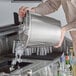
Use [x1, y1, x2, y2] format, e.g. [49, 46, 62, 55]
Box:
[35, 0, 61, 15]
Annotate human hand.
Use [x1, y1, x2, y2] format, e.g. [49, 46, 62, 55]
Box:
[19, 6, 35, 18]
[54, 27, 66, 48]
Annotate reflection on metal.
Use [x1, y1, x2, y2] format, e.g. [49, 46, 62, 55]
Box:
[0, 58, 60, 76]
[19, 11, 61, 47]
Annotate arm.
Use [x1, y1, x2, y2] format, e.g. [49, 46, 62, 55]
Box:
[63, 20, 76, 32]
[19, 0, 61, 17]
[35, 0, 61, 15]
[54, 20, 76, 48]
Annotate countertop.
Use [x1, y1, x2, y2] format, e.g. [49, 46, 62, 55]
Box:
[0, 55, 61, 76]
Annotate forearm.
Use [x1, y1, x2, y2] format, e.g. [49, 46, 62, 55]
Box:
[63, 20, 76, 32]
[33, 0, 61, 15]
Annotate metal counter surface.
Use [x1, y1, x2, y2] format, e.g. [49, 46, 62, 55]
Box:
[0, 57, 60, 76]
[11, 58, 60, 75]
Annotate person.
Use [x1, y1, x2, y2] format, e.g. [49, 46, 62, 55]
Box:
[19, 0, 76, 56]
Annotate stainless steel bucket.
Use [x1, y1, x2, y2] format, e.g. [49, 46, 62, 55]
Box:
[19, 12, 61, 46]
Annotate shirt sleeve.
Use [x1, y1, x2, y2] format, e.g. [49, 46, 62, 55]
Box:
[34, 0, 61, 15]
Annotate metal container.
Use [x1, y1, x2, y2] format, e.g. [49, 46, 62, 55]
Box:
[0, 25, 19, 56]
[19, 12, 61, 47]
[0, 37, 9, 55]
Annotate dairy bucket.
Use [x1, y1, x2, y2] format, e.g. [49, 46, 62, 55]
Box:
[19, 12, 61, 47]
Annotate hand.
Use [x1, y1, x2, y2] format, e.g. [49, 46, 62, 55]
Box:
[54, 27, 66, 48]
[19, 6, 35, 18]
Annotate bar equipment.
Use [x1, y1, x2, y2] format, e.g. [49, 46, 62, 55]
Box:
[0, 12, 72, 76]
[5, 11, 62, 76]
[19, 11, 61, 47]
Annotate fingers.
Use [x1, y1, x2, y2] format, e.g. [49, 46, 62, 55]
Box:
[19, 6, 28, 18]
[54, 28, 66, 48]
[54, 43, 61, 48]
[19, 6, 36, 18]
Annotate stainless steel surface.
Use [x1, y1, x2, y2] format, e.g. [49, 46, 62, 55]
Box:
[0, 58, 59, 76]
[0, 25, 19, 37]
[19, 12, 61, 46]
[0, 25, 19, 56]
[0, 37, 9, 55]
[0, 34, 18, 56]
[23, 46, 53, 56]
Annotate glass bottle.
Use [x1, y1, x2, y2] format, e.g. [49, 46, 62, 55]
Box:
[58, 53, 66, 76]
[65, 47, 72, 76]
[65, 47, 70, 65]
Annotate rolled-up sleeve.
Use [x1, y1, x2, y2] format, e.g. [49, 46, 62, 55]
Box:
[35, 0, 61, 15]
